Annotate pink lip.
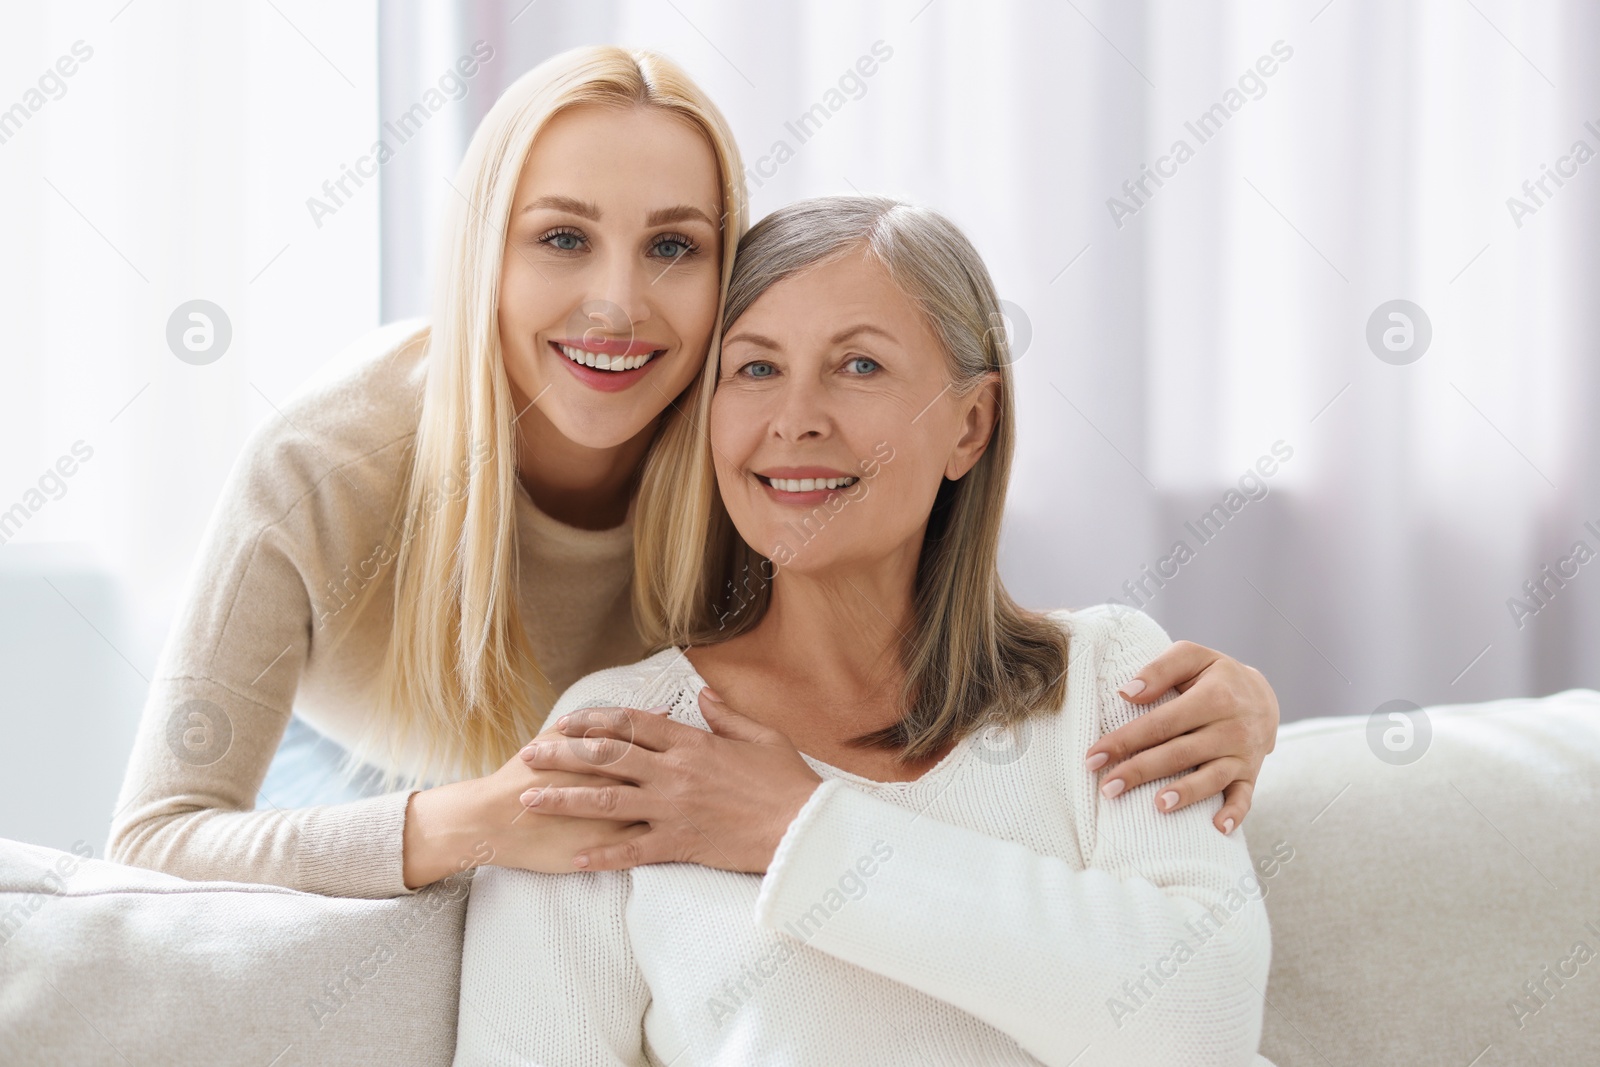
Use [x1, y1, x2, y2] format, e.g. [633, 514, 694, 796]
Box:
[550, 336, 663, 357]
[550, 341, 664, 393]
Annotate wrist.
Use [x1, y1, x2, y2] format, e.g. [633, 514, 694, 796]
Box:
[766, 775, 824, 871]
[402, 778, 489, 890]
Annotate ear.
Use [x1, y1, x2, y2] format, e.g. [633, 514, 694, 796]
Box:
[944, 371, 1001, 481]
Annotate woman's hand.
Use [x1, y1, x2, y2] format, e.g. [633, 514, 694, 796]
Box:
[401, 732, 651, 889]
[518, 688, 823, 874]
[1085, 640, 1279, 836]
[474, 743, 656, 873]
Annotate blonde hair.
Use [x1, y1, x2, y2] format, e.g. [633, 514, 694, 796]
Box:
[636, 195, 1070, 764]
[330, 46, 748, 791]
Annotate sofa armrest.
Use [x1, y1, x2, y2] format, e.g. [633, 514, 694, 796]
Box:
[0, 838, 469, 1066]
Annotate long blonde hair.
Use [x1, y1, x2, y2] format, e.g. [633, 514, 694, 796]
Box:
[331, 46, 748, 791]
[636, 196, 1070, 764]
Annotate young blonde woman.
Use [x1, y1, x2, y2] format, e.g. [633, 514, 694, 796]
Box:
[455, 195, 1275, 1065]
[108, 46, 1279, 901]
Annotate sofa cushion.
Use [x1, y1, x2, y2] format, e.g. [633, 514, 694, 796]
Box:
[0, 841, 470, 1067]
[1247, 688, 1600, 1067]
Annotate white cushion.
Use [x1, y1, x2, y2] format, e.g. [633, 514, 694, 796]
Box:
[1247, 688, 1600, 1066]
[0, 841, 469, 1066]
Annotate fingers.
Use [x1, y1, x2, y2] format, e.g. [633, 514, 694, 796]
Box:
[542, 704, 681, 755]
[1117, 640, 1218, 702]
[572, 831, 663, 871]
[1092, 745, 1252, 836]
[1086, 687, 1212, 772]
[1214, 779, 1253, 835]
[697, 687, 782, 743]
[1094, 739, 1246, 812]
[519, 783, 651, 824]
[520, 731, 652, 779]
[1136, 758, 1243, 816]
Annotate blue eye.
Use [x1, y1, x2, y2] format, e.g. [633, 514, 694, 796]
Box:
[845, 356, 879, 374]
[539, 229, 584, 252]
[652, 234, 698, 259]
[741, 362, 774, 379]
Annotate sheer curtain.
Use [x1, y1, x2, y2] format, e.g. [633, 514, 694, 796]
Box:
[376, 0, 1600, 723]
[1138, 0, 1599, 720]
[0, 0, 380, 851]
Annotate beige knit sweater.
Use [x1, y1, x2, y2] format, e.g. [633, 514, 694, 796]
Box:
[107, 319, 645, 899]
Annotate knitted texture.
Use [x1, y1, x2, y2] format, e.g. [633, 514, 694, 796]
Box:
[454, 604, 1275, 1065]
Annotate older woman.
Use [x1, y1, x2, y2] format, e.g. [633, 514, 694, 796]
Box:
[452, 196, 1275, 1065]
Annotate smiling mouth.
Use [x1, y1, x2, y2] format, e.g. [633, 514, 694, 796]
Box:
[755, 474, 860, 492]
[552, 341, 665, 373]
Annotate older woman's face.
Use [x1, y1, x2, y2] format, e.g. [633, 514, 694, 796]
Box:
[710, 246, 995, 577]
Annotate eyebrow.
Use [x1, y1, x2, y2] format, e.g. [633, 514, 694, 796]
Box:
[722, 330, 781, 350]
[723, 323, 897, 351]
[828, 323, 896, 346]
[519, 195, 600, 220]
[516, 196, 718, 229]
[647, 204, 719, 228]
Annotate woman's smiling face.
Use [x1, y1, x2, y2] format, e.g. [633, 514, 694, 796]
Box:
[498, 103, 724, 450]
[710, 244, 996, 576]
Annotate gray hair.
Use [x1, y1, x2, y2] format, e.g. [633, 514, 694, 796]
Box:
[708, 195, 1070, 762]
[724, 195, 1010, 395]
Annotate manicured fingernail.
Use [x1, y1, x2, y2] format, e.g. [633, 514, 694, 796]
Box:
[701, 687, 720, 700]
[522, 788, 543, 806]
[1117, 678, 1146, 698]
[1085, 752, 1110, 772]
[520, 743, 537, 759]
[644, 703, 671, 715]
[1223, 817, 1235, 834]
[1100, 778, 1125, 799]
[1159, 790, 1179, 810]
[556, 715, 569, 728]
[572, 855, 589, 868]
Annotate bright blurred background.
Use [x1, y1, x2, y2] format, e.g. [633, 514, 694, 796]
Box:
[2, 0, 1596, 856]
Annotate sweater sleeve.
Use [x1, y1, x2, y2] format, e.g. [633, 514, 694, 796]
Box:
[750, 606, 1272, 1067]
[454, 864, 650, 1066]
[106, 396, 423, 899]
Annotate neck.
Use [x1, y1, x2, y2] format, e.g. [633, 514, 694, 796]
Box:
[740, 540, 923, 723]
[512, 399, 657, 531]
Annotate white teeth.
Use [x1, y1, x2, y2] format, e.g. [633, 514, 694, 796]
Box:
[765, 476, 858, 492]
[558, 343, 656, 372]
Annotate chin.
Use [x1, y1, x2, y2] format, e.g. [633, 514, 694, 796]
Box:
[549, 405, 655, 451]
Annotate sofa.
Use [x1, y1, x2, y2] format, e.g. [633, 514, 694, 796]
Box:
[3, 689, 1597, 1065]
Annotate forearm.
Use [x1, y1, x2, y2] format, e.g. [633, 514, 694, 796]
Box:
[108, 674, 424, 898]
[754, 781, 1270, 1065]
[111, 779, 420, 898]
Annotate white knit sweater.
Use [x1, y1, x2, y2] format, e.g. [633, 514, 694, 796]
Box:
[453, 604, 1276, 1066]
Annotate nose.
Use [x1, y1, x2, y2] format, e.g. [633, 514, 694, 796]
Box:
[767, 370, 832, 444]
[589, 245, 653, 340]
